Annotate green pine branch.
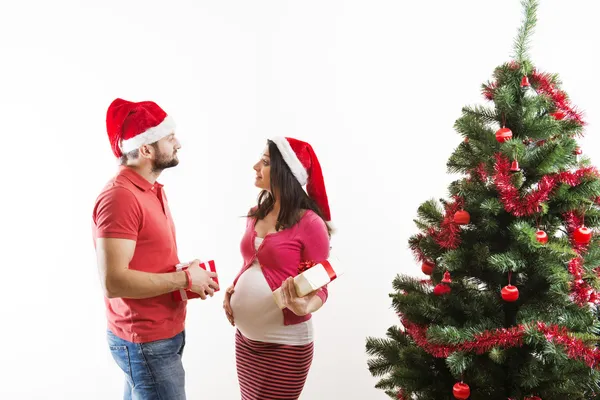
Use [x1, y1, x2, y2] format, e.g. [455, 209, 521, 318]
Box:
[583, 239, 600, 267]
[447, 144, 480, 175]
[462, 105, 500, 126]
[446, 351, 475, 375]
[512, 0, 539, 67]
[521, 140, 576, 176]
[416, 199, 444, 227]
[454, 112, 497, 145]
[522, 116, 562, 140]
[494, 85, 518, 116]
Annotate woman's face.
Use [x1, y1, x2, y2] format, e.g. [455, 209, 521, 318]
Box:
[253, 146, 271, 191]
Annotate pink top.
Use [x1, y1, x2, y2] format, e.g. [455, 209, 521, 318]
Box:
[233, 209, 331, 326]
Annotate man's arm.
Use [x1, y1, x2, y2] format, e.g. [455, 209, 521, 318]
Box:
[96, 237, 187, 299]
[93, 187, 220, 299]
[96, 238, 220, 299]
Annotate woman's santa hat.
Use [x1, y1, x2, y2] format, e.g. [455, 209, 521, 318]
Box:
[106, 98, 176, 158]
[270, 137, 331, 222]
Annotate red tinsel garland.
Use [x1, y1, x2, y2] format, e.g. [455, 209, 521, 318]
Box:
[402, 318, 525, 358]
[482, 81, 497, 101]
[468, 163, 489, 184]
[562, 211, 599, 305]
[508, 61, 520, 70]
[493, 153, 599, 217]
[410, 197, 465, 263]
[563, 210, 584, 233]
[396, 388, 407, 400]
[536, 322, 600, 368]
[567, 257, 594, 306]
[427, 196, 464, 250]
[482, 63, 585, 126]
[475, 162, 489, 182]
[410, 233, 427, 263]
[529, 70, 586, 126]
[400, 317, 600, 369]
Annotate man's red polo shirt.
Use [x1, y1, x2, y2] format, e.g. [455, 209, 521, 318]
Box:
[92, 166, 185, 343]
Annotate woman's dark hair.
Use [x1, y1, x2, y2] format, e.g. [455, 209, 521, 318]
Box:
[248, 140, 332, 236]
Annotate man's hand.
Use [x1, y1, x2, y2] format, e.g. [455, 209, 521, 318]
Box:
[186, 260, 220, 299]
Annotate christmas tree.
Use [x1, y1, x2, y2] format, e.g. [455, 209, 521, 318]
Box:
[365, 1, 600, 399]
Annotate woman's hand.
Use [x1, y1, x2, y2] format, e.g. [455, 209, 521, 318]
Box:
[280, 277, 322, 316]
[223, 285, 235, 326]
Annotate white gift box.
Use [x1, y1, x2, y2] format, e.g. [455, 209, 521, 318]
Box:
[272, 259, 342, 309]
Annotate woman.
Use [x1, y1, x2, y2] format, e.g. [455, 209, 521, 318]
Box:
[223, 137, 333, 400]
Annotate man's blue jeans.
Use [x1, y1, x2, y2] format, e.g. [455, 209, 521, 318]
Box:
[107, 329, 186, 400]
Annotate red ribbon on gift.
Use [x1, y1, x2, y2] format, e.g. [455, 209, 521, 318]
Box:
[173, 260, 219, 301]
[298, 260, 336, 281]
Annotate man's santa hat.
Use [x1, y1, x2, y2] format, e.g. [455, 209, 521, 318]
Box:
[270, 137, 331, 222]
[106, 98, 176, 158]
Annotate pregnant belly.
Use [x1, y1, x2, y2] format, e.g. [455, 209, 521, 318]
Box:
[230, 265, 284, 338]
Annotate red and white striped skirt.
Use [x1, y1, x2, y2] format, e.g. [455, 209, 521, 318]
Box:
[235, 329, 314, 400]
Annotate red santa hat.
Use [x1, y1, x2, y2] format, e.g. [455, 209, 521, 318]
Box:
[269, 137, 331, 222]
[106, 98, 176, 158]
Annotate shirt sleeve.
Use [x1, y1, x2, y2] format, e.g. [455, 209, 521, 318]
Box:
[300, 212, 331, 304]
[93, 187, 142, 241]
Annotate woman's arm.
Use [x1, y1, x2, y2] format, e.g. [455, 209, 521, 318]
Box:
[278, 212, 332, 316]
[301, 212, 331, 306]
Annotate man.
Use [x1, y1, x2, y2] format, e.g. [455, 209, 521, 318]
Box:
[92, 98, 219, 399]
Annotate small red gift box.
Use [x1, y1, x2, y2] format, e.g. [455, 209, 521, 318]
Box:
[172, 260, 219, 301]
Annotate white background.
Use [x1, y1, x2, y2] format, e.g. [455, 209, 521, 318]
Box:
[1, 0, 599, 399]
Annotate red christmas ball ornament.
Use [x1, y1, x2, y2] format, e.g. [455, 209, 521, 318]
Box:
[510, 160, 520, 172]
[551, 110, 566, 120]
[454, 210, 470, 225]
[501, 285, 519, 302]
[433, 283, 451, 296]
[521, 76, 530, 87]
[453, 382, 470, 399]
[536, 230, 548, 244]
[573, 226, 593, 245]
[421, 261, 435, 275]
[496, 127, 513, 143]
[574, 147, 582, 155]
[464, 137, 469, 143]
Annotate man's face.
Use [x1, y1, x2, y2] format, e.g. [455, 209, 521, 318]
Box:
[151, 132, 181, 172]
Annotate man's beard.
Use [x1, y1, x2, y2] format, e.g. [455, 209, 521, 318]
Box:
[151, 150, 179, 173]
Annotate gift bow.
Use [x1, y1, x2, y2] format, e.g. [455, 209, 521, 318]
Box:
[298, 260, 337, 281]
